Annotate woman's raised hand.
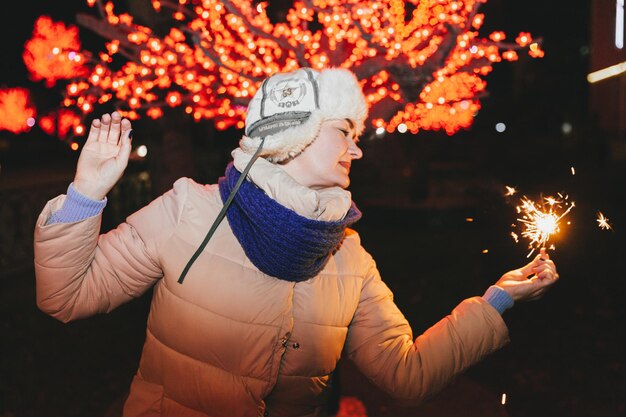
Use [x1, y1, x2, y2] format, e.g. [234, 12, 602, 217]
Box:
[494, 248, 560, 302]
[72, 112, 133, 200]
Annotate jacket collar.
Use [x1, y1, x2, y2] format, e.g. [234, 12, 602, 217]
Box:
[231, 148, 352, 221]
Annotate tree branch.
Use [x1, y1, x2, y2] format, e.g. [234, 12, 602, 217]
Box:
[184, 29, 265, 83]
[75, 13, 140, 55]
[220, 0, 309, 67]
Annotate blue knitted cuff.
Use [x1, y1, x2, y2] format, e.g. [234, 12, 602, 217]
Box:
[482, 285, 514, 315]
[47, 183, 107, 225]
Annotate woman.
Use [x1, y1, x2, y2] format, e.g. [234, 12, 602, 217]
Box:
[34, 67, 559, 417]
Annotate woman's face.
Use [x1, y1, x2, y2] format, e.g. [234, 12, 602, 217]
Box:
[282, 119, 363, 189]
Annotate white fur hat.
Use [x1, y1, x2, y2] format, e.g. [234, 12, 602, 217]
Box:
[240, 67, 368, 163]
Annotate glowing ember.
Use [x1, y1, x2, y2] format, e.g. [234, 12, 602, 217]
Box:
[505, 185, 517, 196]
[596, 212, 613, 230]
[336, 396, 367, 417]
[514, 193, 575, 257]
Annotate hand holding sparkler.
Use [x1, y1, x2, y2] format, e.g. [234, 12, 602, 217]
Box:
[494, 248, 559, 302]
[510, 191, 574, 258]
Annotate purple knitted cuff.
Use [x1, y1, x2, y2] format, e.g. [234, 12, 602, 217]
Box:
[47, 183, 107, 225]
[482, 285, 514, 315]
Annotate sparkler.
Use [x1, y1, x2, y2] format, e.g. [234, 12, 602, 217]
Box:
[596, 211, 613, 230]
[513, 192, 575, 257]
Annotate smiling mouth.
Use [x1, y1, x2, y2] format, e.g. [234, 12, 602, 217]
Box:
[339, 161, 351, 171]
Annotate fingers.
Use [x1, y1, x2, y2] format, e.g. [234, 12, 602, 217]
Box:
[116, 129, 134, 168]
[535, 264, 559, 281]
[107, 112, 123, 145]
[532, 253, 559, 292]
[536, 268, 559, 282]
[521, 275, 551, 300]
[520, 255, 542, 277]
[94, 111, 124, 144]
[85, 117, 102, 144]
[536, 248, 557, 277]
[97, 113, 112, 143]
[517, 249, 558, 287]
[539, 247, 551, 261]
[528, 271, 558, 301]
[503, 248, 560, 303]
[84, 111, 130, 146]
[120, 116, 132, 140]
[522, 248, 552, 273]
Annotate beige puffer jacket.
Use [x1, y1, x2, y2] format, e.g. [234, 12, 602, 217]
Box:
[34, 167, 509, 417]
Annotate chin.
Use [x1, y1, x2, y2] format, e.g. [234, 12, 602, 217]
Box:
[314, 172, 350, 189]
[337, 177, 350, 189]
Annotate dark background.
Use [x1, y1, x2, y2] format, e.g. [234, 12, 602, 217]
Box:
[1, 1, 624, 417]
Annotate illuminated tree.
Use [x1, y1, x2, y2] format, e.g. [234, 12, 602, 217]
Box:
[0, 88, 36, 134]
[2, 0, 543, 141]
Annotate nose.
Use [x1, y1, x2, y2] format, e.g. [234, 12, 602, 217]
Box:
[348, 139, 363, 160]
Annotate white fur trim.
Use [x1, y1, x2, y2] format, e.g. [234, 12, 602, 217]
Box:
[316, 68, 368, 136]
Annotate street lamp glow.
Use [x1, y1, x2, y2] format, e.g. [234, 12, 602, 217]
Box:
[617, 0, 624, 49]
[137, 145, 148, 158]
[561, 122, 573, 135]
[587, 61, 626, 83]
[495, 122, 506, 132]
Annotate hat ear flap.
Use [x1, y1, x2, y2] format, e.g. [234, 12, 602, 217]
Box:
[241, 112, 324, 162]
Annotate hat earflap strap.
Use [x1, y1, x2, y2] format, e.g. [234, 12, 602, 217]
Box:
[177, 138, 266, 284]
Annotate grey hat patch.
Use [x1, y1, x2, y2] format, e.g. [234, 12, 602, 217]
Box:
[246, 112, 311, 138]
[269, 79, 308, 109]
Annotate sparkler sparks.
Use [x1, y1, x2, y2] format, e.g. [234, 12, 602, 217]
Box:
[596, 211, 613, 230]
[514, 193, 575, 257]
[505, 185, 517, 196]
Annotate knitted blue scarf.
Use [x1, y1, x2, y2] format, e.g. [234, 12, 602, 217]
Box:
[218, 162, 362, 282]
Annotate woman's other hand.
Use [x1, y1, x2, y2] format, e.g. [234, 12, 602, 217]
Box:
[72, 112, 133, 200]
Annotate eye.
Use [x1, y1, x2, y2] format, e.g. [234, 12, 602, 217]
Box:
[338, 128, 359, 143]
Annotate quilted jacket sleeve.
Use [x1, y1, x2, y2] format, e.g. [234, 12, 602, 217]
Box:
[344, 252, 510, 403]
[33, 178, 189, 323]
